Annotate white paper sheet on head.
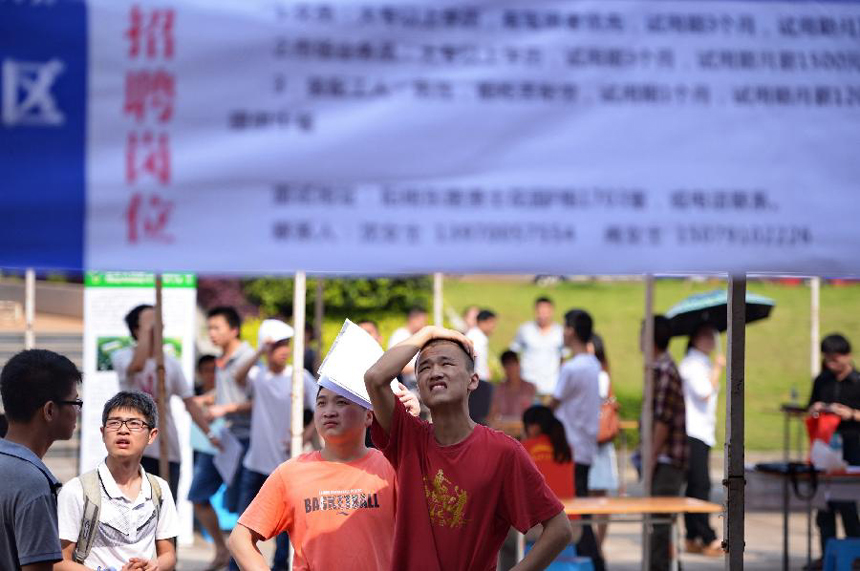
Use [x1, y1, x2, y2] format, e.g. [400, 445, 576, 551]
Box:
[317, 319, 399, 409]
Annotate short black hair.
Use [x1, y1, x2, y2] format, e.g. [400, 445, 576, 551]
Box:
[500, 350, 519, 365]
[358, 319, 379, 331]
[407, 306, 428, 318]
[124, 304, 154, 340]
[416, 339, 475, 374]
[207, 306, 242, 332]
[477, 309, 496, 323]
[197, 354, 216, 370]
[564, 309, 593, 344]
[653, 315, 672, 351]
[102, 390, 157, 429]
[0, 349, 82, 423]
[535, 296, 553, 306]
[821, 334, 851, 355]
[591, 333, 608, 367]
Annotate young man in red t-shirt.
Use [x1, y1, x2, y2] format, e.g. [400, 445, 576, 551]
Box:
[365, 326, 572, 571]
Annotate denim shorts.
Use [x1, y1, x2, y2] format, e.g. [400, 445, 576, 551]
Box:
[187, 437, 249, 512]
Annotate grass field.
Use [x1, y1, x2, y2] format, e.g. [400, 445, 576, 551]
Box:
[245, 276, 860, 451]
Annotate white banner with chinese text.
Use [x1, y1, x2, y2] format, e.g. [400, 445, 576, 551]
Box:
[85, 0, 860, 275]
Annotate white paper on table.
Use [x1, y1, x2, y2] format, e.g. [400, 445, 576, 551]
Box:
[810, 439, 848, 472]
[213, 426, 244, 484]
[318, 319, 388, 409]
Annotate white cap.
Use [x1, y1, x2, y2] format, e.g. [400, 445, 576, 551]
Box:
[257, 318, 294, 347]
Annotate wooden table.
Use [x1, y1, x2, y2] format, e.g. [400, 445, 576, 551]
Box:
[518, 497, 721, 570]
[562, 496, 721, 516]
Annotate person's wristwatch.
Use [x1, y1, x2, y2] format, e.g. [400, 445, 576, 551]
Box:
[207, 429, 219, 440]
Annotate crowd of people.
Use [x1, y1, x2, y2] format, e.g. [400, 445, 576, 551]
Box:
[0, 296, 858, 571]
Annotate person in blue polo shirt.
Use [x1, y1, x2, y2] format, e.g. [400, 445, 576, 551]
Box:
[0, 349, 82, 570]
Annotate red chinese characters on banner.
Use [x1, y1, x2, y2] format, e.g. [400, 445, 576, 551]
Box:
[124, 70, 175, 122]
[126, 6, 175, 60]
[126, 132, 170, 185]
[124, 5, 177, 245]
[126, 192, 175, 244]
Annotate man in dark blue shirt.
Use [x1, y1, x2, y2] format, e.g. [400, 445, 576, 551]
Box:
[0, 349, 81, 570]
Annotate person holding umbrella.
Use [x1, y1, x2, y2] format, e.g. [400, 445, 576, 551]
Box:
[679, 323, 725, 556]
[665, 288, 774, 560]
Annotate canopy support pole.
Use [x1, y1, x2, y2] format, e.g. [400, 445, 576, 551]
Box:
[810, 277, 821, 378]
[724, 275, 747, 570]
[641, 274, 655, 571]
[153, 275, 170, 480]
[291, 271, 307, 459]
[314, 278, 324, 372]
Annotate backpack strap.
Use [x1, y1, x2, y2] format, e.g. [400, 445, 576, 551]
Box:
[146, 473, 162, 523]
[72, 469, 102, 564]
[145, 474, 176, 547]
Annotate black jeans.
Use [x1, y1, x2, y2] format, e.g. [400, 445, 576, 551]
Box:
[575, 463, 606, 571]
[816, 431, 860, 555]
[817, 501, 860, 555]
[650, 463, 685, 571]
[684, 436, 717, 544]
[140, 455, 181, 500]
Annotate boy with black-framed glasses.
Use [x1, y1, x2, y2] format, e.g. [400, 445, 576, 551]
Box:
[56, 391, 179, 571]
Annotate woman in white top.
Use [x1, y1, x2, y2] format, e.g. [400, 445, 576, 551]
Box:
[587, 334, 618, 552]
[679, 323, 725, 557]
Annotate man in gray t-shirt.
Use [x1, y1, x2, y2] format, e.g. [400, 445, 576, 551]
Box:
[188, 306, 255, 570]
[0, 349, 82, 570]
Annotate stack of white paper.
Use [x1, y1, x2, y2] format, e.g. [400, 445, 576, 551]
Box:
[317, 319, 386, 409]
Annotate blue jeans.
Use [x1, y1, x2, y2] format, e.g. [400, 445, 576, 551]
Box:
[188, 437, 249, 513]
[230, 469, 290, 571]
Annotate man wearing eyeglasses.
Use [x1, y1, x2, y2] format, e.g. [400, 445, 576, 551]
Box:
[57, 390, 179, 571]
[0, 349, 82, 571]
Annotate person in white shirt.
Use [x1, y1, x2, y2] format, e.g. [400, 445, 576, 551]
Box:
[679, 323, 724, 557]
[466, 309, 497, 425]
[466, 309, 497, 381]
[57, 391, 179, 571]
[231, 319, 317, 571]
[510, 297, 564, 398]
[587, 333, 619, 553]
[110, 304, 217, 500]
[387, 307, 428, 389]
[550, 308, 605, 571]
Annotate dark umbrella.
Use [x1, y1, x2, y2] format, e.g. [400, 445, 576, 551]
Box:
[665, 289, 775, 337]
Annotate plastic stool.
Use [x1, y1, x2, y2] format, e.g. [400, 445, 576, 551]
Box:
[823, 538, 860, 571]
[525, 542, 596, 571]
[200, 485, 239, 541]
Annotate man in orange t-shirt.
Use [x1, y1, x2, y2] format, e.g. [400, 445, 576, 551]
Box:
[228, 384, 417, 570]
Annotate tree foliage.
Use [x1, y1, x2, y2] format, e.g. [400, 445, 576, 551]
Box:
[242, 276, 431, 318]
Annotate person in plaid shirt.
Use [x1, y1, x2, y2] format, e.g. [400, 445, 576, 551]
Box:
[642, 315, 689, 571]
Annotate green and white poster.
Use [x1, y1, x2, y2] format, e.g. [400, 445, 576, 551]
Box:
[81, 271, 197, 544]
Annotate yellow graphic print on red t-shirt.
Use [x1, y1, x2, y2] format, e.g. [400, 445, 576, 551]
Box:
[424, 469, 468, 529]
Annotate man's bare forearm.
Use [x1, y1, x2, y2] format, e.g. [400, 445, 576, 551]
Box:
[228, 525, 270, 571]
[512, 511, 572, 571]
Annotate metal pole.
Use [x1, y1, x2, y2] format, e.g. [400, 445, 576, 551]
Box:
[433, 272, 443, 326]
[291, 271, 307, 458]
[24, 268, 35, 349]
[810, 277, 821, 378]
[724, 275, 747, 571]
[314, 279, 324, 372]
[641, 274, 655, 571]
[153, 275, 170, 480]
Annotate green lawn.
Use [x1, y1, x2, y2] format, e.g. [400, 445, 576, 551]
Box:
[244, 276, 860, 451]
[442, 277, 860, 451]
